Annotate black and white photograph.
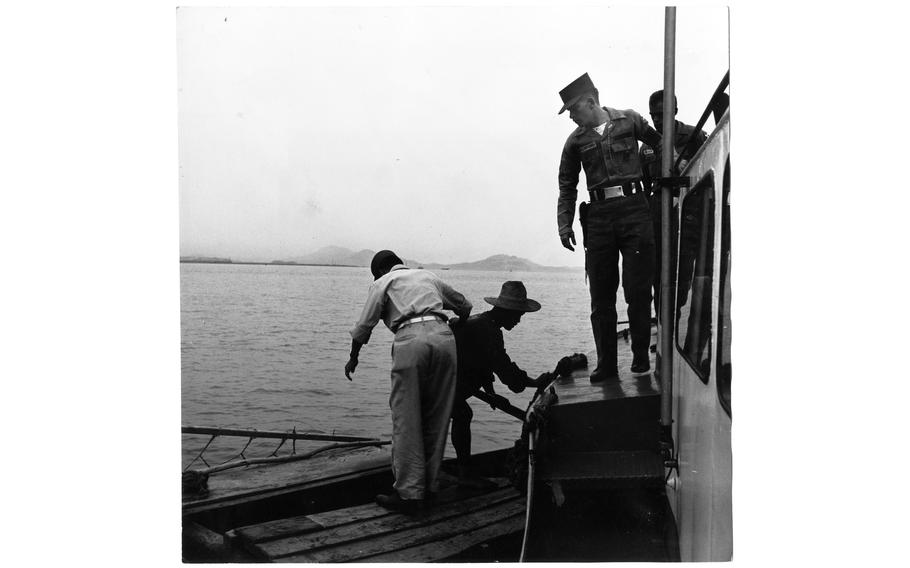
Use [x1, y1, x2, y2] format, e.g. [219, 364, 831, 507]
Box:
[6, 1, 910, 567]
[176, 4, 729, 562]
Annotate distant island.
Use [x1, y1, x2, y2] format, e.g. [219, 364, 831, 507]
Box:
[181, 246, 581, 272]
[279, 247, 579, 272]
[179, 256, 233, 264]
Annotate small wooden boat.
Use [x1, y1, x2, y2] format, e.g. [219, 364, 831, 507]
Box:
[182, 445, 526, 562]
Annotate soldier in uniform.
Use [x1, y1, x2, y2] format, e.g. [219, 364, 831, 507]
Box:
[640, 90, 708, 318]
[556, 73, 662, 381]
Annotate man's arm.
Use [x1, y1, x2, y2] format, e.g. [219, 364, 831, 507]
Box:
[346, 283, 385, 380]
[632, 110, 662, 151]
[557, 137, 581, 251]
[344, 339, 364, 381]
[484, 328, 534, 393]
[437, 280, 472, 320]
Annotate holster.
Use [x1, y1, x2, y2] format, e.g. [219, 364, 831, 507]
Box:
[578, 201, 589, 249]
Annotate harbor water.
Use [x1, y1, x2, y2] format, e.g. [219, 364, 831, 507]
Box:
[181, 263, 631, 468]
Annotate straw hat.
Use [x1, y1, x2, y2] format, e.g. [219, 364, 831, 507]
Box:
[484, 281, 541, 312]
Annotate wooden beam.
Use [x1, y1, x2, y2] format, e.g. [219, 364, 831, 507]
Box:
[182, 426, 381, 443]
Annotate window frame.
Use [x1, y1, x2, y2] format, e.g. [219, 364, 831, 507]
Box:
[674, 170, 717, 384]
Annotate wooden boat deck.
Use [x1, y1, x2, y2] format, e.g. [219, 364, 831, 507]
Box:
[225, 477, 524, 562]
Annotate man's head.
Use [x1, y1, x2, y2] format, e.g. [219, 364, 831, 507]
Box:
[484, 281, 541, 330]
[648, 90, 678, 134]
[559, 73, 602, 128]
[370, 250, 403, 280]
[490, 307, 524, 330]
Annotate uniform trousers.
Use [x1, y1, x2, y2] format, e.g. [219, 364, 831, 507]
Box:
[389, 319, 457, 500]
[584, 194, 655, 373]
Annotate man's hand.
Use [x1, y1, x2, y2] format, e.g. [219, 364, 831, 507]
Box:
[344, 355, 358, 381]
[534, 371, 555, 388]
[560, 231, 576, 252]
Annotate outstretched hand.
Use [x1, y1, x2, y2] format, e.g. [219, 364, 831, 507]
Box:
[560, 231, 576, 252]
[344, 356, 358, 381]
[535, 371, 555, 388]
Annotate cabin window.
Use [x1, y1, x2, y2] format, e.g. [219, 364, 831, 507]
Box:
[675, 171, 715, 383]
[716, 158, 731, 417]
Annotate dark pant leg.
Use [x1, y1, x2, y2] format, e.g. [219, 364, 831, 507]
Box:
[585, 204, 620, 374]
[450, 397, 473, 469]
[617, 197, 656, 363]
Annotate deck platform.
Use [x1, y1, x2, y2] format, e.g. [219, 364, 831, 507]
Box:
[535, 326, 663, 487]
[225, 478, 524, 562]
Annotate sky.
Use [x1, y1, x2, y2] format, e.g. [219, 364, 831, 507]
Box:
[177, 5, 729, 266]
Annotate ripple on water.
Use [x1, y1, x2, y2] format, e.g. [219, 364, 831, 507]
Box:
[182, 264, 592, 463]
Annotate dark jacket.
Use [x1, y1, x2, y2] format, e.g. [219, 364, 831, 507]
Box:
[557, 107, 662, 237]
[640, 120, 708, 192]
[453, 312, 531, 398]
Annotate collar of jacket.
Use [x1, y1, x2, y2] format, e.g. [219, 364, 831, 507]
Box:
[571, 106, 626, 140]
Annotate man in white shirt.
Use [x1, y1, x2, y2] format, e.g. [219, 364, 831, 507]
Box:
[346, 250, 472, 514]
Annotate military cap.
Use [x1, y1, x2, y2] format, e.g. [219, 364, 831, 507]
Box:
[558, 73, 597, 115]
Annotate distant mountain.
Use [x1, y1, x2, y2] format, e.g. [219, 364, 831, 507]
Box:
[287, 246, 376, 266]
[280, 247, 578, 272]
[180, 256, 232, 264]
[441, 254, 564, 272]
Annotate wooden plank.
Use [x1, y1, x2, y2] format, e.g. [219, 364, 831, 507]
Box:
[233, 477, 511, 544]
[183, 521, 229, 561]
[233, 502, 388, 544]
[258, 488, 519, 559]
[262, 490, 524, 562]
[362, 514, 525, 563]
[183, 451, 390, 514]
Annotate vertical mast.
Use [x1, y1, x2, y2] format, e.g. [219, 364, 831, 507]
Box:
[659, 7, 677, 429]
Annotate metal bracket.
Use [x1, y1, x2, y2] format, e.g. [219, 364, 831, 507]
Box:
[654, 176, 690, 197]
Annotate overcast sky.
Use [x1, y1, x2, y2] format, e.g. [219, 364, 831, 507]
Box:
[177, 5, 728, 266]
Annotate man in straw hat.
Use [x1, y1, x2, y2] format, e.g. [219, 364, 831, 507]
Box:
[346, 250, 472, 514]
[556, 72, 661, 382]
[450, 281, 552, 484]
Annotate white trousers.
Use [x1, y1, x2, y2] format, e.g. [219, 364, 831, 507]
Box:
[389, 320, 457, 500]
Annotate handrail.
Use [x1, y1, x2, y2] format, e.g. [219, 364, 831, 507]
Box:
[673, 70, 730, 173]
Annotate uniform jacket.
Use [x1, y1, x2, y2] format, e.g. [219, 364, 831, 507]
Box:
[640, 120, 708, 190]
[557, 107, 662, 237]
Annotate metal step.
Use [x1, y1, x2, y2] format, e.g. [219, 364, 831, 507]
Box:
[536, 450, 664, 488]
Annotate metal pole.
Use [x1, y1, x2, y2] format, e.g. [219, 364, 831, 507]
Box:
[659, 7, 677, 428]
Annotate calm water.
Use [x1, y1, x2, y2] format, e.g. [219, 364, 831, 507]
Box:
[181, 263, 632, 467]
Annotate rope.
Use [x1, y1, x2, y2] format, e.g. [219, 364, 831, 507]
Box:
[269, 436, 288, 457]
[518, 429, 539, 562]
[183, 434, 217, 472]
[183, 426, 391, 476]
